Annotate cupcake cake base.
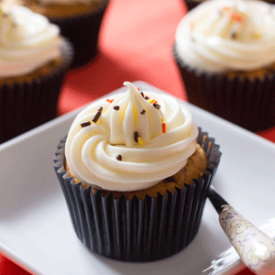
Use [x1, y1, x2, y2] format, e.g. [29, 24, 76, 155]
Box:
[0, 40, 73, 144]
[173, 45, 275, 133]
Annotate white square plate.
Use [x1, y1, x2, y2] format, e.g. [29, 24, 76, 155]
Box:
[1, 81, 275, 275]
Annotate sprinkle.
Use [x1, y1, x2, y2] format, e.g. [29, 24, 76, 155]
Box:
[231, 32, 237, 40]
[141, 92, 144, 98]
[145, 96, 150, 100]
[116, 154, 122, 161]
[113, 105, 120, 111]
[154, 101, 158, 104]
[134, 131, 139, 143]
[153, 103, 161, 109]
[161, 118, 164, 123]
[92, 111, 102, 123]
[138, 137, 146, 146]
[137, 87, 140, 91]
[98, 106, 103, 112]
[222, 6, 230, 12]
[106, 99, 114, 103]
[81, 121, 91, 128]
[140, 109, 146, 115]
[230, 13, 243, 23]
[162, 123, 166, 133]
[149, 98, 155, 104]
[250, 32, 262, 39]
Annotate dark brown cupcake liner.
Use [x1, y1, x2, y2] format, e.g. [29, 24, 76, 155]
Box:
[173, 45, 275, 132]
[0, 40, 73, 144]
[53, 128, 221, 262]
[49, 0, 109, 68]
[184, 0, 202, 11]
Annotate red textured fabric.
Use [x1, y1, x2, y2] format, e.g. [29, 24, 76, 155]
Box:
[0, 0, 274, 274]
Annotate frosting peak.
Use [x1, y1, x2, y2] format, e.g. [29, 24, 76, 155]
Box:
[107, 81, 163, 147]
[0, 4, 62, 77]
[176, 0, 275, 73]
[198, 4, 263, 42]
[65, 82, 198, 192]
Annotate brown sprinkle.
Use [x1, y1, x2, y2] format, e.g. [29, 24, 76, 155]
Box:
[80, 121, 91, 128]
[134, 131, 139, 143]
[116, 154, 122, 161]
[140, 109, 146, 114]
[231, 32, 237, 39]
[92, 111, 102, 123]
[145, 96, 150, 100]
[98, 106, 103, 112]
[153, 103, 161, 109]
[113, 105, 120, 111]
[140, 92, 144, 98]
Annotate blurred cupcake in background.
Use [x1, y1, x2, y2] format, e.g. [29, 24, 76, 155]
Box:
[0, 3, 73, 143]
[25, 0, 109, 68]
[173, 0, 275, 132]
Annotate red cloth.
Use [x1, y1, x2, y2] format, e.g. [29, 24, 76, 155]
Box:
[1, 0, 274, 274]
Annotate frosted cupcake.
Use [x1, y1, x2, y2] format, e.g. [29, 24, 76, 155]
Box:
[174, 0, 275, 132]
[54, 82, 221, 261]
[25, 0, 109, 67]
[0, 4, 72, 143]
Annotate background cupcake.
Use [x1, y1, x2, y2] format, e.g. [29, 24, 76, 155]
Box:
[25, 0, 109, 68]
[174, 0, 275, 132]
[0, 4, 72, 143]
[54, 82, 221, 261]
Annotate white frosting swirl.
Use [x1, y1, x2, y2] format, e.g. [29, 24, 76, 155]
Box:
[0, 5, 62, 77]
[65, 82, 198, 192]
[175, 0, 275, 73]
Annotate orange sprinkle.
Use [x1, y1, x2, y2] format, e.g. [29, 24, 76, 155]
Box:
[106, 99, 114, 103]
[190, 21, 194, 30]
[155, 100, 158, 104]
[230, 13, 243, 23]
[162, 123, 166, 133]
[222, 6, 230, 11]
[137, 87, 140, 91]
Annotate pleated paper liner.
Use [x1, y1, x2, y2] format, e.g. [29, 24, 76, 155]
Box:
[54, 128, 221, 262]
[50, 0, 109, 68]
[173, 45, 275, 133]
[0, 40, 73, 144]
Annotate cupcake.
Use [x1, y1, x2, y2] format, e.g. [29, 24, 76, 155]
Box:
[0, 4, 72, 143]
[174, 0, 275, 132]
[54, 82, 221, 261]
[25, 0, 109, 68]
